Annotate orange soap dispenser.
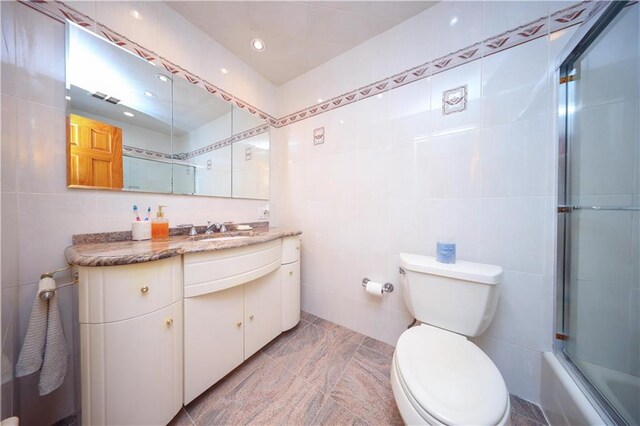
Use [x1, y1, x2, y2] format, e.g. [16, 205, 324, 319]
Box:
[151, 205, 169, 239]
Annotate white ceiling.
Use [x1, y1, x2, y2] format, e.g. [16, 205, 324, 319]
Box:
[166, 1, 437, 86]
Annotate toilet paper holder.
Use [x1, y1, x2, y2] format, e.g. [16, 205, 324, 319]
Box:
[362, 278, 394, 293]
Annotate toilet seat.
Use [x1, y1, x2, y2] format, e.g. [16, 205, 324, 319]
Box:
[394, 325, 509, 425]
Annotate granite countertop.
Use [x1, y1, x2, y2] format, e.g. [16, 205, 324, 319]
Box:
[65, 228, 302, 267]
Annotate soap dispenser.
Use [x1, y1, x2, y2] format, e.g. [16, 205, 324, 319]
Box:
[151, 205, 169, 239]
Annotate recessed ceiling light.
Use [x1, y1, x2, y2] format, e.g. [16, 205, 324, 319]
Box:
[220, 68, 229, 74]
[250, 38, 265, 52]
[144, 90, 156, 98]
[317, 98, 323, 103]
[157, 74, 170, 82]
[131, 10, 142, 20]
[65, 95, 71, 101]
[449, 16, 458, 26]
[123, 111, 135, 117]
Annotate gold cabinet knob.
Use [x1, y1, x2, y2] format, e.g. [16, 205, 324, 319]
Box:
[249, 314, 254, 320]
[296, 246, 300, 250]
[140, 286, 149, 293]
[236, 321, 242, 327]
[289, 271, 293, 276]
[166, 318, 174, 326]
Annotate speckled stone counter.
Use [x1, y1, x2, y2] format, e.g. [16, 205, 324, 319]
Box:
[65, 228, 302, 267]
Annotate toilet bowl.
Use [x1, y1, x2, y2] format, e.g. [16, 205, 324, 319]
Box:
[392, 254, 510, 425]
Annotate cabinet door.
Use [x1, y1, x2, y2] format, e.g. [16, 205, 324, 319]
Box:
[281, 260, 301, 331]
[184, 285, 244, 404]
[244, 268, 282, 358]
[82, 301, 182, 426]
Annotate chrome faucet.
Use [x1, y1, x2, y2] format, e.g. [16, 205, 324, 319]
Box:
[204, 221, 227, 234]
[177, 224, 198, 236]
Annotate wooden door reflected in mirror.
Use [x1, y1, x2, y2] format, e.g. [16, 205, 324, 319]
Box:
[67, 113, 123, 189]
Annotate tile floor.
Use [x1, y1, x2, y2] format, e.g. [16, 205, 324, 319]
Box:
[170, 312, 548, 425]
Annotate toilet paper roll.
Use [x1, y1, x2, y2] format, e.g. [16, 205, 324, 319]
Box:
[365, 280, 384, 297]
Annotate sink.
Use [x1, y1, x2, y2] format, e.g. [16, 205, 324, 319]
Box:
[197, 236, 247, 242]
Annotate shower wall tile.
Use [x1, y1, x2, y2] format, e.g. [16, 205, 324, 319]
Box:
[578, 4, 639, 109]
[573, 100, 639, 197]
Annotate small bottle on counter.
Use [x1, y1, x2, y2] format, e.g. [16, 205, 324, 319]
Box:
[151, 205, 169, 239]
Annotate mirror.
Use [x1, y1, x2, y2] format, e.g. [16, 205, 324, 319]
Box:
[172, 77, 232, 197]
[66, 22, 269, 199]
[232, 107, 269, 199]
[66, 23, 173, 193]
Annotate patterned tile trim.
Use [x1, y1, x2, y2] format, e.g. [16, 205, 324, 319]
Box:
[19, 0, 278, 127]
[123, 145, 173, 162]
[21, 0, 618, 129]
[123, 123, 269, 162]
[275, 1, 604, 127]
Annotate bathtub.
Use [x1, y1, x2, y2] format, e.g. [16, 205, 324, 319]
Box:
[540, 352, 605, 426]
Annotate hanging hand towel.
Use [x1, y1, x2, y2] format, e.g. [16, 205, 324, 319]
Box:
[38, 288, 69, 396]
[15, 276, 69, 395]
[15, 277, 53, 377]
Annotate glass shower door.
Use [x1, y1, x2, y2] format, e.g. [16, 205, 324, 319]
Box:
[558, 2, 639, 425]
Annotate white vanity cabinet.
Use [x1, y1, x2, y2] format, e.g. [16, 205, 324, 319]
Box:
[78, 256, 183, 426]
[183, 239, 283, 404]
[281, 236, 301, 331]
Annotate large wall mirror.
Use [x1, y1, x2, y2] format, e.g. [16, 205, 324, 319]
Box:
[65, 23, 269, 200]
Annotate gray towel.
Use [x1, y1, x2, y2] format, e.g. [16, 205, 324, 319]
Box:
[15, 277, 69, 395]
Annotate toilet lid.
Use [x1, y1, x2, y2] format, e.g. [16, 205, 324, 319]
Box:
[395, 325, 508, 425]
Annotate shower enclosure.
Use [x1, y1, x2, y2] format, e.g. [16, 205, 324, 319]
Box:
[556, 1, 639, 425]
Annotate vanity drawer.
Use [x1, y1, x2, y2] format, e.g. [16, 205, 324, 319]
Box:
[184, 239, 281, 297]
[281, 236, 301, 264]
[79, 256, 182, 324]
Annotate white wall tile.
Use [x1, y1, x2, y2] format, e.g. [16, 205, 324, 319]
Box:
[482, 37, 550, 126]
[474, 335, 543, 403]
[96, 1, 158, 52]
[157, 4, 202, 77]
[14, 3, 65, 109]
[482, 1, 550, 40]
[481, 116, 553, 197]
[430, 60, 482, 136]
[480, 197, 550, 275]
[485, 271, 553, 352]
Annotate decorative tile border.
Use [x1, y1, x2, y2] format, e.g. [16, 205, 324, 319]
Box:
[442, 85, 467, 115]
[275, 1, 605, 127]
[123, 145, 173, 162]
[21, 0, 622, 130]
[122, 123, 270, 161]
[183, 124, 270, 158]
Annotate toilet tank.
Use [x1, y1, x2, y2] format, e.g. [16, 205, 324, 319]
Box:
[399, 253, 503, 337]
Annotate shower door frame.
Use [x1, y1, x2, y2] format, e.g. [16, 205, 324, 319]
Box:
[554, 1, 633, 425]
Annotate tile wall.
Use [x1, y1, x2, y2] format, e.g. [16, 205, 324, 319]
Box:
[275, 1, 580, 404]
[0, 1, 280, 423]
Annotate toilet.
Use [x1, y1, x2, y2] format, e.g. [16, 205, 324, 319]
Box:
[391, 253, 511, 425]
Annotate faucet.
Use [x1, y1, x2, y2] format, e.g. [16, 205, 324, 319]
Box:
[204, 221, 227, 234]
[177, 224, 198, 236]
